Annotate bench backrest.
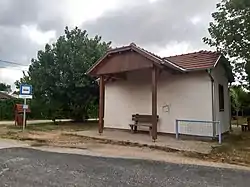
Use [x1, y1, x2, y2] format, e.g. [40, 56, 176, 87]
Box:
[132, 114, 159, 123]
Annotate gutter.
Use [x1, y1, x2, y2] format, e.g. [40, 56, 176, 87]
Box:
[162, 59, 186, 72]
[207, 69, 216, 137]
[213, 55, 222, 68]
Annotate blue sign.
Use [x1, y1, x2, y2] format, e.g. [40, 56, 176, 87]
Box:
[19, 85, 33, 99]
[20, 84, 32, 95]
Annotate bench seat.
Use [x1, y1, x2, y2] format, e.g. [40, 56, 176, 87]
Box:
[129, 114, 159, 135]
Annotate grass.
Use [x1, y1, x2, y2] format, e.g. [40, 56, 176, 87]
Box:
[231, 116, 248, 126]
[211, 131, 250, 165]
[6, 121, 98, 132]
[0, 121, 98, 143]
[183, 126, 250, 166]
[7, 123, 58, 132]
[0, 131, 19, 140]
[0, 121, 99, 154]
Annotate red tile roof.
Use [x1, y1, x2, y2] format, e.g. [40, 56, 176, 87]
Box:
[164, 51, 221, 71]
[87, 43, 222, 75]
[129, 43, 221, 71]
[0, 92, 15, 100]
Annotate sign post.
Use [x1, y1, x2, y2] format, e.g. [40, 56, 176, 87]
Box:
[23, 98, 26, 131]
[19, 84, 32, 131]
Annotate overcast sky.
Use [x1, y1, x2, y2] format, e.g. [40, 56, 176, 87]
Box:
[0, 0, 220, 89]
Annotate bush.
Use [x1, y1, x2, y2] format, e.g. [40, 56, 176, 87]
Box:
[0, 98, 98, 121]
[0, 99, 22, 120]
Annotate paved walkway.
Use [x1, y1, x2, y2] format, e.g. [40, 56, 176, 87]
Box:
[0, 139, 29, 149]
[68, 129, 216, 154]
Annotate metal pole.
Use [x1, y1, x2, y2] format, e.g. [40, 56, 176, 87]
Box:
[218, 121, 222, 144]
[175, 120, 179, 139]
[23, 98, 26, 131]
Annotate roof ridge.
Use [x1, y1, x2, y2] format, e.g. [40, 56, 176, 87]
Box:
[108, 43, 186, 72]
[108, 45, 130, 52]
[108, 43, 163, 60]
[134, 45, 163, 60]
[131, 44, 186, 71]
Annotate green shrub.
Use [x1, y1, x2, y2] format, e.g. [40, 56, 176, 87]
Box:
[0, 99, 22, 120]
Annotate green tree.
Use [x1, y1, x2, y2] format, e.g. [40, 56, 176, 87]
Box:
[203, 0, 250, 82]
[0, 83, 11, 93]
[16, 27, 111, 121]
[230, 85, 249, 125]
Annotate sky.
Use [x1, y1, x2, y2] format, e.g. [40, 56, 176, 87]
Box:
[0, 0, 220, 90]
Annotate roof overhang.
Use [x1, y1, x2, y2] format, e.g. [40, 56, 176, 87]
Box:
[87, 43, 185, 76]
[86, 43, 232, 82]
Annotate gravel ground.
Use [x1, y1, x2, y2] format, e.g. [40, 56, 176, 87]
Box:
[0, 148, 249, 187]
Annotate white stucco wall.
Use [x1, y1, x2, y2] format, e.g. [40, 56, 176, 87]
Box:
[212, 62, 230, 134]
[104, 69, 213, 135]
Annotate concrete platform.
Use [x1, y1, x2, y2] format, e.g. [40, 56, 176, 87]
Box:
[67, 129, 216, 154]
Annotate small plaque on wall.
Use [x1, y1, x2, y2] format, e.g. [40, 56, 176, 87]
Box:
[162, 104, 170, 112]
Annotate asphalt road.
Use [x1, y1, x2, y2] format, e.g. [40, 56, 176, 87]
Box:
[0, 148, 249, 187]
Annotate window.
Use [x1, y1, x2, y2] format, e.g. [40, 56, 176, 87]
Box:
[218, 84, 224, 111]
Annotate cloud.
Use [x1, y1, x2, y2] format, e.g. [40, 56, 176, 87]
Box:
[0, 0, 72, 86]
[0, 0, 71, 72]
[0, 0, 119, 85]
[0, 0, 68, 32]
[0, 68, 25, 90]
[83, 0, 220, 54]
[0, 0, 221, 86]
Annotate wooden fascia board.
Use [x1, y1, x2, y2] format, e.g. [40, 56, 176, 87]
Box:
[87, 46, 133, 75]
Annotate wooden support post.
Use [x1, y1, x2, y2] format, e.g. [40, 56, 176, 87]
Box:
[152, 66, 158, 141]
[99, 76, 105, 134]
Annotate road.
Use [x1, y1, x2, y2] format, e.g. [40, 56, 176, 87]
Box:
[0, 148, 249, 187]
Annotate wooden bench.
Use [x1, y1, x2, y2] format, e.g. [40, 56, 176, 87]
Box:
[129, 114, 159, 134]
[241, 124, 250, 132]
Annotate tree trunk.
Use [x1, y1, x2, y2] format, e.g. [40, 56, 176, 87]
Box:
[236, 110, 239, 127]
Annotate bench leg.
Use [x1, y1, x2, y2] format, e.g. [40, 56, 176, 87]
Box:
[132, 125, 136, 133]
[134, 125, 138, 132]
[149, 127, 152, 136]
[129, 125, 134, 133]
